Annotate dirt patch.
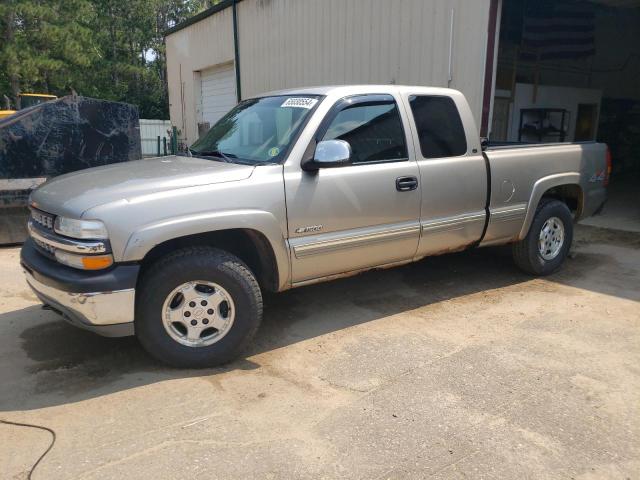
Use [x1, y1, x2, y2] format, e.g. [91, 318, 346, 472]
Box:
[575, 224, 640, 249]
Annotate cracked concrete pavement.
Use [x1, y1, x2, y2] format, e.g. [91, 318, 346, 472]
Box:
[1, 224, 639, 479]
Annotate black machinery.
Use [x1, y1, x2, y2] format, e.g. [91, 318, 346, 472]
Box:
[0, 95, 141, 244]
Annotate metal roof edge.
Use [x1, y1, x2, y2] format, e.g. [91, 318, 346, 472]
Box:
[164, 0, 241, 36]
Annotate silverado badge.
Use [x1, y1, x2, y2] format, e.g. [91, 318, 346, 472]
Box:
[295, 225, 323, 234]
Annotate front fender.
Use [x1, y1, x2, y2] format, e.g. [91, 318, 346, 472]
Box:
[518, 172, 582, 240]
[122, 209, 291, 290]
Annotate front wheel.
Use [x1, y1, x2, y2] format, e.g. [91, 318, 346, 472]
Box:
[512, 199, 573, 276]
[135, 247, 263, 368]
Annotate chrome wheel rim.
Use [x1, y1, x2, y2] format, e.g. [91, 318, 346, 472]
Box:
[162, 281, 235, 347]
[538, 216, 565, 261]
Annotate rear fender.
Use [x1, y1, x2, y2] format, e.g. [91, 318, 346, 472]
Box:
[519, 173, 582, 240]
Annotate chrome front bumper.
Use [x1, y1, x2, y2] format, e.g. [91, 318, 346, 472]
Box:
[24, 269, 135, 337]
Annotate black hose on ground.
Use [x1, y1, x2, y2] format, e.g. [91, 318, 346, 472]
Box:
[0, 418, 56, 480]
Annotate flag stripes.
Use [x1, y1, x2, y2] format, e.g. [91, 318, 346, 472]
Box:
[521, 3, 596, 60]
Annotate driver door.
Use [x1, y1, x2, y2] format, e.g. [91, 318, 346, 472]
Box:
[284, 94, 421, 284]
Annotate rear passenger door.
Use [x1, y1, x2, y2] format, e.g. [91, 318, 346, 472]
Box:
[285, 94, 421, 284]
[403, 94, 488, 256]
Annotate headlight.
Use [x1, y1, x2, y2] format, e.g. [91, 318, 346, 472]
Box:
[54, 217, 108, 239]
[55, 251, 114, 270]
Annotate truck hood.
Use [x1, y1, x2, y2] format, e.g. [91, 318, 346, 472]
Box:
[30, 155, 255, 217]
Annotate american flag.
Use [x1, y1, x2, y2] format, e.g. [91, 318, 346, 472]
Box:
[521, 2, 596, 61]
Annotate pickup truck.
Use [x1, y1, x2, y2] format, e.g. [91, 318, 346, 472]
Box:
[21, 85, 610, 367]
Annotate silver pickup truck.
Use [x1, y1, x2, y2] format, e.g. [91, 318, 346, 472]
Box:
[21, 85, 610, 367]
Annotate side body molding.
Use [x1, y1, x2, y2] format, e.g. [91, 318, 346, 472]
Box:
[519, 172, 582, 240]
[122, 209, 291, 290]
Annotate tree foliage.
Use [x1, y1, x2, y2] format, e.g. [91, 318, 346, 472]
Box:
[0, 0, 210, 118]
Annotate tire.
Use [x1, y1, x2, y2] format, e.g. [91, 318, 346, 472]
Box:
[512, 198, 573, 276]
[135, 247, 262, 368]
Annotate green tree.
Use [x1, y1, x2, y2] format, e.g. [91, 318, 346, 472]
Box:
[0, 0, 95, 108]
[0, 0, 208, 117]
[74, 0, 208, 118]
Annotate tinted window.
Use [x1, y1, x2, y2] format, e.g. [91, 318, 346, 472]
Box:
[409, 95, 467, 158]
[322, 100, 407, 164]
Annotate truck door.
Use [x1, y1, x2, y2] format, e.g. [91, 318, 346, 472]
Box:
[284, 94, 421, 284]
[402, 94, 488, 257]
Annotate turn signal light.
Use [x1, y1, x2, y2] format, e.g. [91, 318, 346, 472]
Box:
[55, 251, 114, 270]
[82, 255, 114, 270]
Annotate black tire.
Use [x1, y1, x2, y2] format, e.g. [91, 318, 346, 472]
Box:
[135, 247, 262, 368]
[512, 198, 573, 276]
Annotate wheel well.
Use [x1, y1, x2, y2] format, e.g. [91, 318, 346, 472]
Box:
[139, 229, 279, 292]
[541, 184, 583, 218]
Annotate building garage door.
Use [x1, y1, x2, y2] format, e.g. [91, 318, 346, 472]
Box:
[201, 64, 237, 127]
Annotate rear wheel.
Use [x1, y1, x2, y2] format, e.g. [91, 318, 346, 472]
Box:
[135, 247, 262, 368]
[512, 199, 573, 276]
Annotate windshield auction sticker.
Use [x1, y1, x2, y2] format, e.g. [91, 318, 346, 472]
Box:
[281, 98, 318, 109]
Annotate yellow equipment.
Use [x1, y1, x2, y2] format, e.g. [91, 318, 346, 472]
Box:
[0, 93, 58, 120]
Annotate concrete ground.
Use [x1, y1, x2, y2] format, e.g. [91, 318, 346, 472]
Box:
[1, 224, 639, 479]
[582, 176, 640, 233]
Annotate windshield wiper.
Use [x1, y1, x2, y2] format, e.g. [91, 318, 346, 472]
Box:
[189, 148, 237, 163]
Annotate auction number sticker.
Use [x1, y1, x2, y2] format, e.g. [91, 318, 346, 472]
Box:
[281, 97, 318, 109]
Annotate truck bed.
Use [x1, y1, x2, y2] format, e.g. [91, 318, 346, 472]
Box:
[480, 140, 608, 247]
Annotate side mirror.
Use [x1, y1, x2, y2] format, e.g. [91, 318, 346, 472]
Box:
[303, 140, 352, 171]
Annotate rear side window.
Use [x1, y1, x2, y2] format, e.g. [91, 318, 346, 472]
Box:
[322, 98, 407, 164]
[409, 95, 467, 158]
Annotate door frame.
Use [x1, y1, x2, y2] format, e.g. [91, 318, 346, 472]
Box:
[283, 91, 423, 284]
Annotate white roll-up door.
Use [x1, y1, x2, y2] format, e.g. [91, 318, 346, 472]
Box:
[201, 64, 237, 126]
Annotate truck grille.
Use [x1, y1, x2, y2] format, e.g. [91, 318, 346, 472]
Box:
[31, 208, 55, 231]
[33, 237, 57, 256]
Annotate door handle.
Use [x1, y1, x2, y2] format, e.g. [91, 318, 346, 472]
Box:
[396, 176, 418, 192]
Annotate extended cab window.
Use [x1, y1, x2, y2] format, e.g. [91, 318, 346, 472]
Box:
[409, 95, 467, 158]
[322, 96, 407, 164]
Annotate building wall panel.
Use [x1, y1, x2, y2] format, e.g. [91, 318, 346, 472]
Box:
[238, 0, 489, 123]
[166, 8, 235, 143]
[166, 0, 492, 144]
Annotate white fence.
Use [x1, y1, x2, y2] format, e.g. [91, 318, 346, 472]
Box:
[140, 119, 172, 157]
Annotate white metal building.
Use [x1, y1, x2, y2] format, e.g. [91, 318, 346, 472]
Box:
[166, 0, 640, 179]
[139, 119, 173, 156]
[165, 0, 502, 146]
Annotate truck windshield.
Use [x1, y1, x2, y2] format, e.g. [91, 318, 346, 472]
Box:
[189, 95, 321, 164]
